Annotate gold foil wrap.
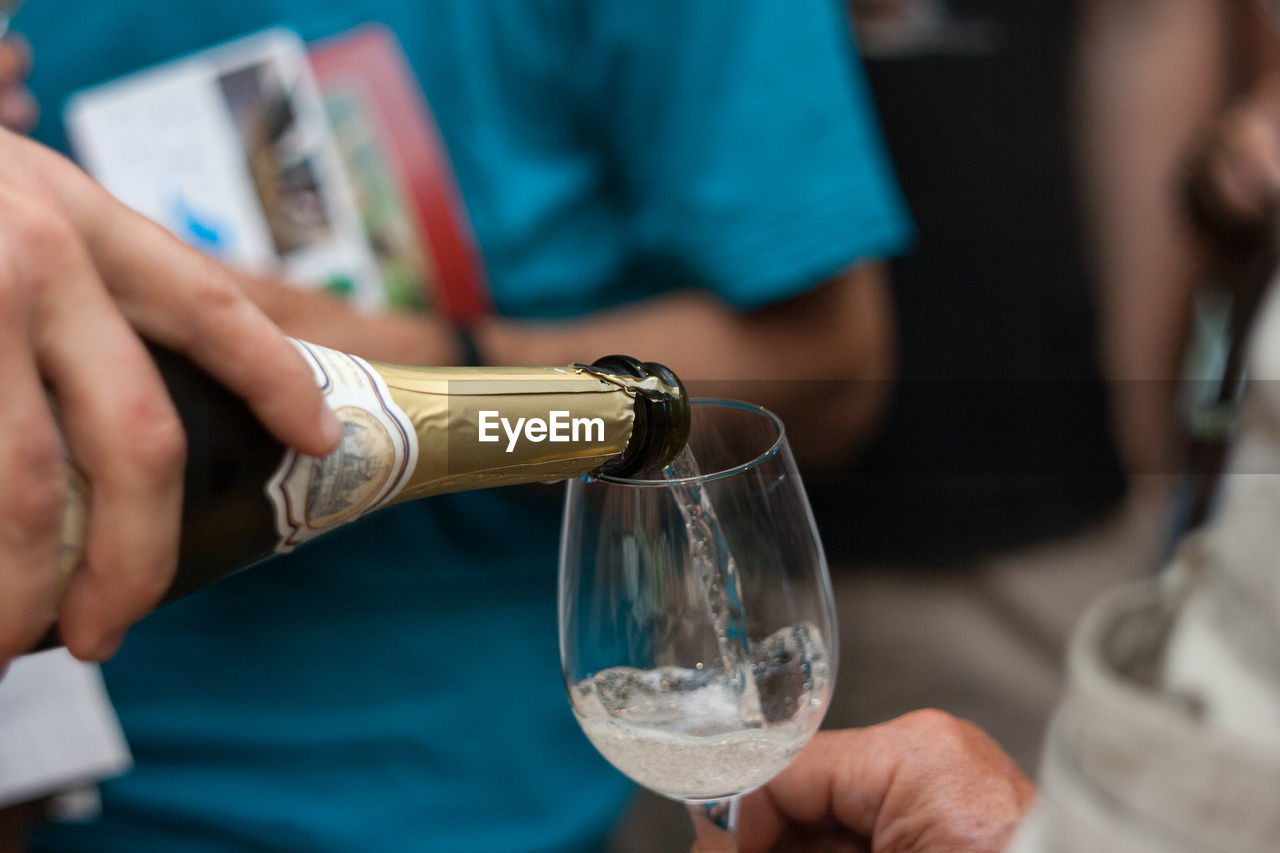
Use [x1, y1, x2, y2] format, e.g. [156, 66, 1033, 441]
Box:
[373, 363, 668, 502]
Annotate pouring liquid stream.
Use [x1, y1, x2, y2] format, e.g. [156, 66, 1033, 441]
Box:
[664, 449, 764, 729]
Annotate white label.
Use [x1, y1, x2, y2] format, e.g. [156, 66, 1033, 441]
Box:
[265, 340, 419, 552]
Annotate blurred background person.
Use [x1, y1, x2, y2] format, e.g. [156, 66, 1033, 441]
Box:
[754, 4, 1280, 852]
[1177, 0, 1280, 528]
[1, 2, 912, 852]
[1077, 0, 1225, 494]
[1077, 0, 1230, 533]
[817, 0, 1267, 771]
[804, 0, 1154, 782]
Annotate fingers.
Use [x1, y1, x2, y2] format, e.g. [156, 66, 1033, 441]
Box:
[739, 730, 890, 850]
[736, 731, 881, 853]
[738, 712, 1035, 853]
[32, 242, 185, 661]
[0, 133, 340, 668]
[0, 184, 186, 660]
[81, 203, 343, 457]
[17, 141, 342, 458]
[0, 248, 65, 661]
[871, 710, 1035, 852]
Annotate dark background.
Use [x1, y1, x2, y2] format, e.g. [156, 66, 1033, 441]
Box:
[812, 0, 1128, 563]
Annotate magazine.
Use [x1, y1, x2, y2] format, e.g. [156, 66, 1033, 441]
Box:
[65, 26, 488, 320]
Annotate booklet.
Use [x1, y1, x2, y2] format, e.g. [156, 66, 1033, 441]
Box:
[65, 26, 489, 321]
[310, 24, 488, 322]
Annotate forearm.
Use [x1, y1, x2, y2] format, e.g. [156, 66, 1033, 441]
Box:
[487, 263, 895, 467]
[234, 273, 460, 367]
[1076, 0, 1228, 477]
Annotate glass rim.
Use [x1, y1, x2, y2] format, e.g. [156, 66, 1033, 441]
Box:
[594, 398, 786, 487]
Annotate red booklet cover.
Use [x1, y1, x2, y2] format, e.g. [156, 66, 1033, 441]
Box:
[309, 25, 489, 323]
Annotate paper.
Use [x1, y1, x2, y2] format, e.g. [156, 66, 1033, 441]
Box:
[65, 28, 386, 311]
[309, 25, 490, 321]
[0, 650, 131, 806]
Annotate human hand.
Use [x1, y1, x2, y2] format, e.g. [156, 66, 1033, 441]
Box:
[0, 34, 36, 132]
[1186, 74, 1280, 239]
[731, 710, 1036, 853]
[0, 128, 342, 666]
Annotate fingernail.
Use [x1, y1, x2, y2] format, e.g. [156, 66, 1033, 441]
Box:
[318, 403, 344, 452]
[94, 629, 129, 661]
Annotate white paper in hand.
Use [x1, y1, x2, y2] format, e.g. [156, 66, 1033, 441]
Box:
[0, 650, 131, 807]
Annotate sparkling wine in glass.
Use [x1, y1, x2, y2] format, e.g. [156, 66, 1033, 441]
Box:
[559, 399, 837, 847]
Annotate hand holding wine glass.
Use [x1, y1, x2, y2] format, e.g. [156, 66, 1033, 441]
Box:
[559, 399, 838, 849]
[735, 712, 1036, 852]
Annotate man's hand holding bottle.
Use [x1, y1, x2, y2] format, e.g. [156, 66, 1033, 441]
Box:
[0, 125, 342, 668]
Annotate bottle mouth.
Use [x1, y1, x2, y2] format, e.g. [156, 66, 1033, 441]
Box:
[586, 355, 691, 478]
[596, 399, 787, 487]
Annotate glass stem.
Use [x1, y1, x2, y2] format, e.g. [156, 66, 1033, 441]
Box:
[687, 798, 740, 852]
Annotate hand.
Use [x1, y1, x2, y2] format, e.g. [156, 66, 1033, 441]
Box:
[1186, 74, 1280, 240]
[0, 128, 342, 666]
[0, 34, 36, 132]
[733, 710, 1036, 853]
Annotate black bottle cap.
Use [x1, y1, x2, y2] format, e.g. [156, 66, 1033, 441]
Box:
[589, 355, 690, 478]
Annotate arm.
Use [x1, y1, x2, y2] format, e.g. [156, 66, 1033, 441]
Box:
[239, 260, 896, 470]
[484, 264, 896, 470]
[1075, 0, 1229, 483]
[731, 711, 1036, 853]
[0, 128, 340, 665]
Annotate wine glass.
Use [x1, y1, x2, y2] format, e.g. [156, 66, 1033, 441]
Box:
[559, 399, 837, 848]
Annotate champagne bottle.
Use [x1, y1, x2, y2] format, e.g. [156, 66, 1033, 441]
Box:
[55, 339, 689, 613]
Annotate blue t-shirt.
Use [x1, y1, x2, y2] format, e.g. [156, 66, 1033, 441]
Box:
[18, 2, 911, 851]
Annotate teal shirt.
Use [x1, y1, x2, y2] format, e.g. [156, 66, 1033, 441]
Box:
[18, 2, 911, 851]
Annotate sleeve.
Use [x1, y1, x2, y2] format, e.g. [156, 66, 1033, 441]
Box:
[0, 650, 132, 808]
[583, 0, 913, 309]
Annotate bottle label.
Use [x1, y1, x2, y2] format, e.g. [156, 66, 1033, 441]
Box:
[266, 340, 419, 552]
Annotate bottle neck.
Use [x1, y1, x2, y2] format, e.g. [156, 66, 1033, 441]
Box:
[375, 361, 686, 503]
